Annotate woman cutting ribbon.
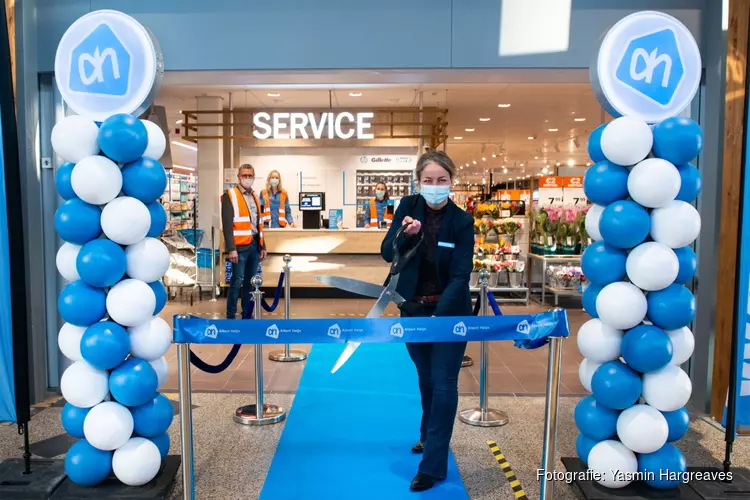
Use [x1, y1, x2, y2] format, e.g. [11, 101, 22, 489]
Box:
[380, 151, 473, 492]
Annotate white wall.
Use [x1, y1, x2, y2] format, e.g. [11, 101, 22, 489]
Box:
[238, 147, 418, 228]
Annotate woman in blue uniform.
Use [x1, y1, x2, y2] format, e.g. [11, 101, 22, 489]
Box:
[380, 151, 473, 492]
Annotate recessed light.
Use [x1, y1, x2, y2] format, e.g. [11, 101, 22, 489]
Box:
[528, 136, 535, 140]
[472, 160, 477, 165]
[172, 164, 196, 171]
[556, 162, 561, 166]
[497, 104, 511, 108]
[460, 166, 464, 170]
[520, 163, 524, 167]
[171, 141, 198, 151]
[482, 157, 486, 161]
[176, 119, 183, 125]
[349, 92, 363, 97]
[574, 118, 586, 122]
[548, 128, 558, 132]
[568, 159, 575, 166]
[534, 156, 538, 160]
[586, 161, 592, 166]
[465, 128, 475, 132]
[479, 118, 491, 122]
[454, 136, 463, 140]
[492, 153, 497, 158]
[267, 92, 281, 97]
[526, 175, 531, 178]
[516, 176, 521, 179]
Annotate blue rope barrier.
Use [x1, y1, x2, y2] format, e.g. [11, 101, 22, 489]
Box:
[189, 305, 256, 374]
[487, 292, 503, 316]
[261, 271, 285, 312]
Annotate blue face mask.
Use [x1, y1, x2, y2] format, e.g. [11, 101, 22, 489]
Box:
[420, 185, 450, 205]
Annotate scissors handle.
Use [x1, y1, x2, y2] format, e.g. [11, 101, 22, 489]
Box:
[390, 223, 424, 275]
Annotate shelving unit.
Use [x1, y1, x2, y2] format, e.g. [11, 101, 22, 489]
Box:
[470, 285, 529, 305]
[355, 169, 413, 227]
[528, 254, 583, 306]
[163, 172, 197, 231]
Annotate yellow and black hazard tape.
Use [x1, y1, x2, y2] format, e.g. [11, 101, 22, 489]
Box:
[488, 440, 527, 500]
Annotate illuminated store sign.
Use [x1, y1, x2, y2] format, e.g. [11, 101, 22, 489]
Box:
[253, 112, 375, 140]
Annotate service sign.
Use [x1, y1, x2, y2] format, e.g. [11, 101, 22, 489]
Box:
[253, 112, 375, 140]
[54, 10, 163, 122]
[538, 176, 563, 207]
[591, 11, 701, 123]
[563, 176, 587, 207]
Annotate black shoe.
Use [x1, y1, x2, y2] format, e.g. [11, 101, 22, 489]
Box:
[411, 442, 424, 454]
[410, 472, 438, 492]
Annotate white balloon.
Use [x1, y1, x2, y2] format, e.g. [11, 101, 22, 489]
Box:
[58, 322, 85, 361]
[129, 316, 173, 361]
[83, 401, 134, 451]
[112, 438, 162, 486]
[578, 358, 602, 393]
[650, 201, 701, 248]
[106, 279, 156, 327]
[60, 360, 109, 408]
[616, 404, 669, 454]
[600, 117, 653, 166]
[101, 197, 150, 245]
[51, 115, 100, 163]
[56, 243, 81, 282]
[70, 156, 123, 205]
[667, 327, 695, 365]
[126, 238, 170, 282]
[627, 158, 681, 208]
[141, 120, 166, 160]
[585, 204, 605, 241]
[149, 357, 169, 388]
[588, 440, 638, 488]
[625, 242, 679, 291]
[642, 365, 692, 412]
[596, 282, 647, 330]
[577, 319, 623, 363]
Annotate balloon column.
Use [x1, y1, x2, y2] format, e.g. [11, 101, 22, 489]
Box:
[575, 114, 702, 489]
[53, 113, 173, 487]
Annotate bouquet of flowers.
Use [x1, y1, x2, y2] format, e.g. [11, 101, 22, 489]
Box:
[475, 203, 500, 218]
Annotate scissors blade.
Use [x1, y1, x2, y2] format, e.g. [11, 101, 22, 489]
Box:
[315, 275, 406, 304]
[330, 290, 394, 373]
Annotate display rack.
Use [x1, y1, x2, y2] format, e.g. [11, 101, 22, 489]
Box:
[528, 254, 583, 306]
[355, 170, 413, 227]
[163, 172, 196, 231]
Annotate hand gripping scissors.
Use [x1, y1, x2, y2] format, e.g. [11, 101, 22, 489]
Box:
[315, 224, 424, 373]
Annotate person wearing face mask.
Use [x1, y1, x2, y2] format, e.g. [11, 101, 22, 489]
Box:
[260, 170, 295, 228]
[363, 182, 393, 229]
[380, 151, 473, 492]
[221, 164, 267, 319]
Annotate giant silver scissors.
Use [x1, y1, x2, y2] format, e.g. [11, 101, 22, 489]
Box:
[315, 224, 424, 373]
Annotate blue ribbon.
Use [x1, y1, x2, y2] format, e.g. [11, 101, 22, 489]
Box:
[173, 309, 570, 348]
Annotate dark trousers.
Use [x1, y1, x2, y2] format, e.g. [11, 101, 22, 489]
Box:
[226, 240, 260, 319]
[402, 302, 467, 479]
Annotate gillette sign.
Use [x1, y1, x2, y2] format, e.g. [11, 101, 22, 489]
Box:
[253, 112, 375, 140]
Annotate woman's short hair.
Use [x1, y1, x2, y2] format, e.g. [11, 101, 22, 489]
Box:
[415, 151, 456, 180]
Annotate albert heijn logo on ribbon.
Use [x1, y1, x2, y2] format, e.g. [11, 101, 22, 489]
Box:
[390, 323, 404, 338]
[266, 324, 280, 340]
[69, 22, 131, 97]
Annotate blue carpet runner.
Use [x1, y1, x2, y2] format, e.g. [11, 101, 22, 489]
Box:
[260, 342, 469, 499]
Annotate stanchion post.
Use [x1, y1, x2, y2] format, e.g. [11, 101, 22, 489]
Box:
[540, 334, 564, 500]
[459, 270, 509, 427]
[269, 254, 307, 362]
[234, 276, 286, 425]
[177, 341, 195, 500]
[210, 226, 217, 302]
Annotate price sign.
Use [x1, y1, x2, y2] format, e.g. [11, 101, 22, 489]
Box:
[538, 176, 563, 207]
[563, 176, 588, 207]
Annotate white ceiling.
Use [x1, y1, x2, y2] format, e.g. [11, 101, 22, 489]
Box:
[156, 70, 607, 183]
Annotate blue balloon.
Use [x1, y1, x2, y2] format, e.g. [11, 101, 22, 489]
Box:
[587, 124, 607, 163]
[583, 161, 629, 205]
[574, 396, 619, 440]
[122, 158, 168, 203]
[663, 407, 690, 442]
[638, 444, 687, 489]
[150, 432, 171, 459]
[146, 202, 168, 238]
[591, 361, 642, 410]
[582, 283, 602, 318]
[58, 280, 106, 327]
[80, 322, 131, 371]
[581, 242, 627, 286]
[647, 284, 696, 330]
[98, 114, 148, 163]
[110, 358, 159, 407]
[76, 239, 127, 288]
[132, 393, 174, 438]
[675, 163, 702, 203]
[673, 246, 697, 284]
[653, 117, 704, 166]
[148, 280, 168, 314]
[61, 403, 91, 439]
[599, 200, 650, 249]
[576, 434, 599, 466]
[621, 325, 673, 374]
[55, 162, 77, 200]
[54, 198, 102, 245]
[64, 440, 113, 487]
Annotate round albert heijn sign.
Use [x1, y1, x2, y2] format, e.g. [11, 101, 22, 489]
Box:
[54, 10, 163, 122]
[590, 11, 701, 124]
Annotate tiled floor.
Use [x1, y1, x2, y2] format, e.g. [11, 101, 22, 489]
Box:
[159, 297, 589, 396]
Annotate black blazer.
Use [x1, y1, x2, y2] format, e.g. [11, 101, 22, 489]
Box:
[380, 195, 474, 317]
